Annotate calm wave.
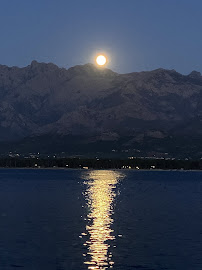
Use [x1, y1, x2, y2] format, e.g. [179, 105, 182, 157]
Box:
[0, 169, 202, 270]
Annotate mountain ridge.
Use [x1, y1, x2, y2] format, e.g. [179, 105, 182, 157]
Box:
[1, 61, 202, 157]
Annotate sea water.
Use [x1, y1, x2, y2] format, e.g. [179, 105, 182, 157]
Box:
[0, 169, 202, 270]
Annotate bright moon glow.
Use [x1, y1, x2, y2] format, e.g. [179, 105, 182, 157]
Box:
[96, 55, 107, 66]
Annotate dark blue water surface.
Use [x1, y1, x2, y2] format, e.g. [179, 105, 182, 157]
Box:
[0, 169, 202, 270]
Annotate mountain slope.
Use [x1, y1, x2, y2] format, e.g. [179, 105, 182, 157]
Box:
[1, 61, 202, 157]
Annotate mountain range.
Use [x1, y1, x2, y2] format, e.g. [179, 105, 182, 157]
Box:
[1, 60, 202, 158]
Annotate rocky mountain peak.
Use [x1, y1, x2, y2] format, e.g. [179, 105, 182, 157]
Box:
[30, 60, 39, 67]
[188, 70, 201, 78]
[67, 63, 118, 78]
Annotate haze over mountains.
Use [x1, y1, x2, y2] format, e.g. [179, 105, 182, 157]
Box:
[1, 61, 202, 158]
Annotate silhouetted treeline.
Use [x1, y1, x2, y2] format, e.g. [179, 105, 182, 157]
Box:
[0, 157, 202, 170]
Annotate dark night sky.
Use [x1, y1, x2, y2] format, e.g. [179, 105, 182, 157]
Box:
[0, 0, 202, 74]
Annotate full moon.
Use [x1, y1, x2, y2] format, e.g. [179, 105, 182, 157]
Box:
[96, 55, 107, 66]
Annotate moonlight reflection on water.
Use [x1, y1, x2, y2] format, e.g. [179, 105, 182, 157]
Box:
[82, 170, 124, 270]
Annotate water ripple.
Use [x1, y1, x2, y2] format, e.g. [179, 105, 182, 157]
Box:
[81, 170, 124, 269]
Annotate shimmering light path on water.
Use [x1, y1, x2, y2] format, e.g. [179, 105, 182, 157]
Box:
[81, 170, 124, 269]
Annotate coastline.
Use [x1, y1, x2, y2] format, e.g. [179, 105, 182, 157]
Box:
[0, 167, 202, 172]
